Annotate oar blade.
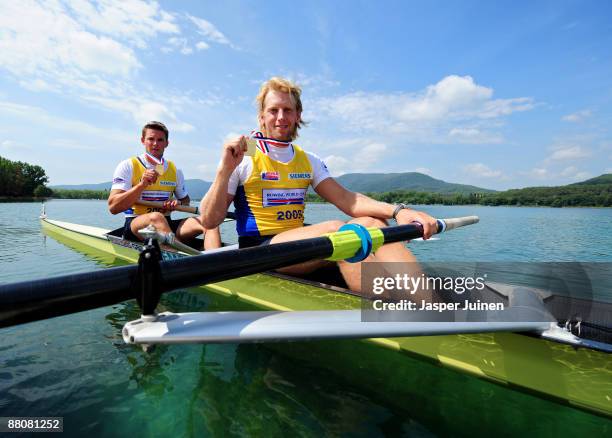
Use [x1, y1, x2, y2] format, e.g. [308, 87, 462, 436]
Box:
[122, 310, 550, 344]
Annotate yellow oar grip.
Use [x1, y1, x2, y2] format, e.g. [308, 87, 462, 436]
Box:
[325, 227, 384, 262]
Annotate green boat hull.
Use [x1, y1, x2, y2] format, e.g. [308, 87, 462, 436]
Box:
[40, 218, 612, 427]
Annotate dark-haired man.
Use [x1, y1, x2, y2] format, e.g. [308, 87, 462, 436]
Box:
[109, 121, 220, 249]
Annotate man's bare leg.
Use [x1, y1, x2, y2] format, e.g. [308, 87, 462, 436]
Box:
[176, 217, 221, 250]
[129, 212, 173, 238]
[268, 217, 425, 295]
[203, 226, 221, 250]
[332, 217, 416, 292]
[340, 217, 431, 299]
[269, 220, 345, 275]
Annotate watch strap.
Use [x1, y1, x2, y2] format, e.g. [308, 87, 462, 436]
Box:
[392, 203, 407, 221]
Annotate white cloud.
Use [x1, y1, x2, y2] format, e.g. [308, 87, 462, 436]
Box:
[562, 109, 591, 122]
[398, 75, 493, 121]
[66, 0, 179, 48]
[83, 96, 195, 132]
[196, 41, 210, 51]
[0, 1, 142, 79]
[560, 166, 578, 177]
[0, 99, 131, 143]
[224, 132, 242, 142]
[546, 145, 591, 162]
[361, 142, 387, 162]
[415, 167, 431, 175]
[0, 139, 23, 150]
[188, 14, 233, 47]
[0, 1, 222, 130]
[314, 75, 534, 144]
[462, 163, 502, 178]
[164, 36, 196, 55]
[523, 166, 591, 182]
[323, 155, 351, 176]
[559, 166, 590, 180]
[48, 138, 96, 151]
[448, 127, 502, 144]
[18, 79, 59, 93]
[320, 141, 387, 176]
[528, 168, 549, 179]
[196, 162, 219, 181]
[572, 171, 591, 181]
[269, 71, 340, 92]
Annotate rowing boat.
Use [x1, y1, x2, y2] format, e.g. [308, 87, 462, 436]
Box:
[38, 217, 612, 423]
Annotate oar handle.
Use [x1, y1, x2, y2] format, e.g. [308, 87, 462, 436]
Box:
[437, 215, 479, 233]
[137, 200, 199, 214]
[137, 201, 237, 222]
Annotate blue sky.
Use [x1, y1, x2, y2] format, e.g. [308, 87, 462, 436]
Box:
[0, 0, 611, 190]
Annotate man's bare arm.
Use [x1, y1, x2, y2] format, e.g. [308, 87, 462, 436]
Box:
[200, 136, 247, 228]
[108, 186, 144, 215]
[200, 170, 234, 228]
[314, 178, 395, 218]
[314, 178, 438, 238]
[108, 168, 158, 214]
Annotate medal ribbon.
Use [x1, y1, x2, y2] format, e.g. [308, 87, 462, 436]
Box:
[250, 131, 292, 155]
[144, 152, 165, 175]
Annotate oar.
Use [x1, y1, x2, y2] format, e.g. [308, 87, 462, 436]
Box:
[137, 200, 199, 214]
[137, 200, 236, 220]
[0, 216, 478, 329]
[123, 310, 553, 345]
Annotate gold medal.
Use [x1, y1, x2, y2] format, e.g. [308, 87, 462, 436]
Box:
[155, 163, 165, 175]
[245, 139, 257, 156]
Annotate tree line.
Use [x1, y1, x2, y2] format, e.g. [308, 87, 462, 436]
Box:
[0, 155, 51, 197]
[50, 189, 109, 200]
[306, 184, 612, 207]
[3, 154, 610, 207]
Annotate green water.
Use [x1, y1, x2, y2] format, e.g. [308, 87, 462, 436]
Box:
[1, 200, 611, 436]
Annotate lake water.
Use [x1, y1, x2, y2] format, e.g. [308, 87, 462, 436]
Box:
[1, 200, 611, 436]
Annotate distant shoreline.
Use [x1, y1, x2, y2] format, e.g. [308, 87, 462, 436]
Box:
[0, 197, 45, 203]
[1, 197, 610, 209]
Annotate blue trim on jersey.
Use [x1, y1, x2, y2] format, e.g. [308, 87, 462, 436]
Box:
[234, 185, 260, 236]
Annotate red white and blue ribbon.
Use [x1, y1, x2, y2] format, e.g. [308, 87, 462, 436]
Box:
[144, 152, 165, 174]
[250, 131, 293, 155]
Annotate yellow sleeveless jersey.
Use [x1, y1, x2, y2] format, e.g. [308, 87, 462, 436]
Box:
[127, 157, 178, 217]
[234, 145, 313, 236]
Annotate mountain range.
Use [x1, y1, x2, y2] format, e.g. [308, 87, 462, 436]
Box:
[51, 172, 612, 200]
[51, 172, 493, 199]
[51, 179, 213, 199]
[334, 172, 494, 194]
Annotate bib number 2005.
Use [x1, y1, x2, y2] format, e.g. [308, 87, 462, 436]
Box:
[276, 210, 303, 221]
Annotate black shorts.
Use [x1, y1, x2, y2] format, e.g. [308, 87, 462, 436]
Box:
[123, 216, 183, 241]
[238, 235, 275, 249]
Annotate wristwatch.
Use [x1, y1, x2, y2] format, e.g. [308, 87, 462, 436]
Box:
[392, 203, 408, 221]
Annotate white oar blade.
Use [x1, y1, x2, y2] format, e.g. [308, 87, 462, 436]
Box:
[123, 310, 551, 345]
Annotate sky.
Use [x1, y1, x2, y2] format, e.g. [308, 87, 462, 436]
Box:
[0, 0, 611, 190]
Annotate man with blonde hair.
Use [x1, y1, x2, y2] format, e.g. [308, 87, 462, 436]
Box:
[109, 121, 220, 249]
[201, 78, 436, 291]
